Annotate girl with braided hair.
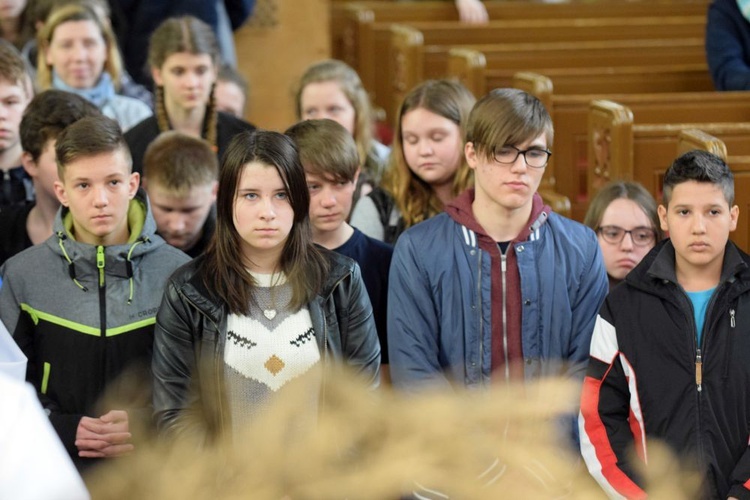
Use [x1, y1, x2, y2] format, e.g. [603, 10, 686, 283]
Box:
[125, 15, 254, 174]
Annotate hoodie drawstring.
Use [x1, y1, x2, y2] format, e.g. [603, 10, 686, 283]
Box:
[125, 237, 147, 304]
[57, 232, 88, 292]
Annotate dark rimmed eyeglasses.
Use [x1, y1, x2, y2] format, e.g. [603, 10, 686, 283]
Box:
[597, 225, 656, 246]
[492, 145, 552, 169]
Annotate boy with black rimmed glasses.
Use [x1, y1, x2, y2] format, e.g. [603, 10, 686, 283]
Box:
[388, 88, 607, 389]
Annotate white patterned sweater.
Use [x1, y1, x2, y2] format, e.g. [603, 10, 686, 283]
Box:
[224, 272, 321, 433]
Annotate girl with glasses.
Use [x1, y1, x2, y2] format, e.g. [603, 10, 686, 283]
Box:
[584, 181, 664, 289]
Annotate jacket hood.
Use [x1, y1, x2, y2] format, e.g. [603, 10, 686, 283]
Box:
[47, 189, 168, 298]
[445, 188, 551, 244]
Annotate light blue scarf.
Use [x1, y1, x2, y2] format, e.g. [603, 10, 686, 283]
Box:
[739, 0, 750, 21]
[52, 71, 115, 109]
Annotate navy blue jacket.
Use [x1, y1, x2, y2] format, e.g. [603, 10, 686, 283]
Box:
[706, 0, 750, 90]
[111, 0, 256, 84]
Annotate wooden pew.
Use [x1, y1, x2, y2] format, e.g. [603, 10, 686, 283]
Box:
[365, 16, 705, 114]
[334, 0, 709, 69]
[514, 72, 750, 221]
[588, 101, 750, 242]
[677, 129, 728, 159]
[441, 38, 707, 99]
[390, 36, 709, 116]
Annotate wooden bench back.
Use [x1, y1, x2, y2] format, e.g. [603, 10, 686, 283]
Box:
[515, 72, 750, 220]
[427, 38, 706, 98]
[366, 16, 705, 113]
[334, 0, 709, 64]
[589, 100, 750, 194]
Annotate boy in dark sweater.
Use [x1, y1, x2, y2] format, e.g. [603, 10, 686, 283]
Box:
[286, 119, 392, 374]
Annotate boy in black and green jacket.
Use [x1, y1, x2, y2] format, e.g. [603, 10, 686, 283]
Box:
[0, 115, 189, 470]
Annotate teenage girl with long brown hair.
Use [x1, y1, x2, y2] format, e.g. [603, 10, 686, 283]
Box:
[152, 130, 380, 440]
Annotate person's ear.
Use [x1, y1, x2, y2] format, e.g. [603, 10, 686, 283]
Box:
[658, 205, 669, 232]
[21, 152, 37, 177]
[352, 168, 361, 186]
[465, 141, 478, 170]
[128, 172, 140, 199]
[151, 67, 163, 86]
[730, 204, 739, 232]
[43, 43, 53, 67]
[210, 180, 218, 201]
[54, 179, 68, 206]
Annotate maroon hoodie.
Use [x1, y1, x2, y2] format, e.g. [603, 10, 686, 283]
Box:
[445, 189, 550, 380]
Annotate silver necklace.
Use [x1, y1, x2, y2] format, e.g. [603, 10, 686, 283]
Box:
[250, 271, 285, 320]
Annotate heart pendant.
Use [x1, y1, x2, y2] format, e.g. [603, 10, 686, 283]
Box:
[263, 309, 277, 320]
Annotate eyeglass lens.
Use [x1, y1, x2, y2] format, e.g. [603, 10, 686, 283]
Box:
[598, 226, 655, 246]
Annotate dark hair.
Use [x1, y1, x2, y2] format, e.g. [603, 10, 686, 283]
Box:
[285, 118, 359, 182]
[466, 88, 553, 160]
[148, 16, 219, 148]
[217, 63, 248, 97]
[21, 89, 101, 162]
[0, 1, 34, 51]
[662, 150, 735, 206]
[201, 130, 329, 314]
[55, 114, 131, 177]
[31, 0, 110, 27]
[143, 131, 218, 196]
[584, 180, 664, 242]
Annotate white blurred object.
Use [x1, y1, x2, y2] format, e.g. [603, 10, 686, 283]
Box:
[455, 0, 489, 23]
[0, 372, 90, 499]
[0, 319, 25, 381]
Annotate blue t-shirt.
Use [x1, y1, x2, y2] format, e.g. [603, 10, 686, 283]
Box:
[686, 287, 716, 346]
[334, 228, 394, 363]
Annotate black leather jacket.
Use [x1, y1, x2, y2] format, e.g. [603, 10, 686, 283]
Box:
[152, 250, 380, 440]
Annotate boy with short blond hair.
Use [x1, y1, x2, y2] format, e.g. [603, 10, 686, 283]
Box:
[580, 150, 750, 498]
[0, 115, 189, 470]
[142, 131, 218, 258]
[286, 118, 393, 364]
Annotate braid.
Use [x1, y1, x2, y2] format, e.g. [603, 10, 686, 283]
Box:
[155, 85, 171, 133]
[204, 83, 218, 150]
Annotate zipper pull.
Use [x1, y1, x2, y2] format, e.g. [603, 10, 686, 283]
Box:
[695, 348, 703, 392]
[97, 246, 105, 287]
[730, 308, 736, 328]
